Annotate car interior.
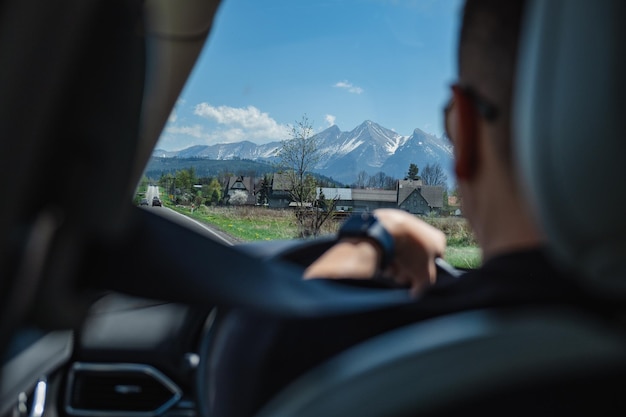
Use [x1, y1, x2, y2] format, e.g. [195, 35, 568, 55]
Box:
[1, 0, 625, 416]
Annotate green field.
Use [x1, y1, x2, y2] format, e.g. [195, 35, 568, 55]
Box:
[166, 203, 481, 269]
[444, 246, 482, 269]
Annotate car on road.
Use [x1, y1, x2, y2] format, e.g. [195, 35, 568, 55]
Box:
[139, 198, 149, 206]
[152, 196, 162, 207]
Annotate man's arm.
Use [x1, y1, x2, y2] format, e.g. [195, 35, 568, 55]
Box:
[303, 209, 446, 296]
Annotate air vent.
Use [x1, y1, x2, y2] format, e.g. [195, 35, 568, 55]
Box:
[66, 363, 181, 416]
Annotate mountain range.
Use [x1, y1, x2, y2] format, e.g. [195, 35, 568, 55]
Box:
[153, 120, 455, 187]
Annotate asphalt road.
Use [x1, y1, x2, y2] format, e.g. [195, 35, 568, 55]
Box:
[141, 185, 241, 246]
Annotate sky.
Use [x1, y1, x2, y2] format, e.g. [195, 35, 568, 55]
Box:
[157, 0, 464, 152]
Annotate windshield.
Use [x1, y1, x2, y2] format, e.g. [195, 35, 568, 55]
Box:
[140, 0, 476, 268]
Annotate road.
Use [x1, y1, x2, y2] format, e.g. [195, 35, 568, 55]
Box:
[142, 185, 240, 246]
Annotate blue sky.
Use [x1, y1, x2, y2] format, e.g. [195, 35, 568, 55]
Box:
[157, 0, 464, 151]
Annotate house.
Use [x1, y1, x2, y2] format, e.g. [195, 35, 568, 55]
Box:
[352, 189, 397, 212]
[267, 172, 293, 208]
[397, 179, 444, 214]
[419, 185, 445, 212]
[398, 188, 432, 214]
[223, 176, 257, 205]
[316, 187, 353, 212]
[266, 175, 445, 215]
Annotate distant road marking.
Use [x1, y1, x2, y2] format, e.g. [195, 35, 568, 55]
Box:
[165, 208, 234, 246]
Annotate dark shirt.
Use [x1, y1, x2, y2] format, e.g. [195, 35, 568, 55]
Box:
[208, 247, 596, 417]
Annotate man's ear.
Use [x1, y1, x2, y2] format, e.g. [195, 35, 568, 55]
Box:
[452, 88, 480, 180]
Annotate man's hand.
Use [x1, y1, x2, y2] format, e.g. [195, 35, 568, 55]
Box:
[303, 209, 446, 296]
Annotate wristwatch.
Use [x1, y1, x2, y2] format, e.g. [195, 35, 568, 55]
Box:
[338, 212, 395, 269]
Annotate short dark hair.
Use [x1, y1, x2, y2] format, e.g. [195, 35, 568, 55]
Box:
[459, 0, 526, 165]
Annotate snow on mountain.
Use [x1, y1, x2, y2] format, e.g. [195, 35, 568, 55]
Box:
[312, 121, 404, 171]
[381, 128, 455, 187]
[152, 121, 454, 186]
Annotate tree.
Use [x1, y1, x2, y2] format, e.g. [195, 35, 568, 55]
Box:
[203, 178, 222, 205]
[159, 173, 176, 199]
[367, 171, 396, 189]
[277, 114, 320, 204]
[176, 167, 195, 192]
[406, 163, 420, 180]
[354, 170, 370, 188]
[442, 188, 450, 216]
[277, 114, 328, 237]
[210, 189, 221, 205]
[309, 187, 339, 236]
[256, 174, 271, 205]
[382, 176, 397, 190]
[421, 162, 448, 187]
[228, 190, 248, 205]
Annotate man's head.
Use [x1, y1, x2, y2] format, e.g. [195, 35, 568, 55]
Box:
[445, 0, 542, 258]
[456, 0, 525, 166]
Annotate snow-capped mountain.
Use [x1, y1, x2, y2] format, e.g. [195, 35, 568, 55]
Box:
[153, 140, 281, 160]
[314, 120, 407, 169]
[153, 120, 454, 186]
[380, 128, 454, 182]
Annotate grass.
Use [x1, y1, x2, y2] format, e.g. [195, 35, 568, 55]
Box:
[166, 202, 481, 269]
[167, 204, 299, 241]
[444, 246, 482, 269]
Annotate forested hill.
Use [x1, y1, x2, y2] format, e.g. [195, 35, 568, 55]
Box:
[144, 157, 342, 186]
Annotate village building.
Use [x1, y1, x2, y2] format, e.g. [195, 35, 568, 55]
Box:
[316, 187, 352, 212]
[351, 189, 398, 212]
[223, 175, 257, 205]
[267, 172, 293, 208]
[223, 173, 446, 215]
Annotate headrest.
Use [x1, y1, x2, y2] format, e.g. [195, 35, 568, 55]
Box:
[514, 0, 626, 294]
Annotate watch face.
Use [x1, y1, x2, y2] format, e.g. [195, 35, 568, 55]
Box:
[341, 212, 376, 234]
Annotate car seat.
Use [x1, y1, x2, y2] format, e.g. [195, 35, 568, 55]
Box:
[514, 0, 626, 298]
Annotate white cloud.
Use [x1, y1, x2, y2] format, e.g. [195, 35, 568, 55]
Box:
[165, 124, 204, 138]
[158, 104, 293, 150]
[194, 103, 290, 141]
[334, 80, 364, 94]
[325, 114, 336, 127]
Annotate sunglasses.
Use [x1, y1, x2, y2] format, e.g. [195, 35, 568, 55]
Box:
[443, 84, 498, 140]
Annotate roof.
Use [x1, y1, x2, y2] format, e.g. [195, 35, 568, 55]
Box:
[352, 189, 397, 202]
[397, 179, 424, 204]
[398, 179, 423, 187]
[420, 185, 444, 208]
[226, 176, 254, 192]
[271, 172, 294, 191]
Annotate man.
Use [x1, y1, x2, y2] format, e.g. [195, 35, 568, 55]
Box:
[304, 0, 542, 292]
[209, 1, 592, 416]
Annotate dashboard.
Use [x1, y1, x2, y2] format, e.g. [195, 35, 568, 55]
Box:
[1, 294, 212, 417]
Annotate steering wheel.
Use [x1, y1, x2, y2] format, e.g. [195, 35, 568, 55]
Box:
[194, 238, 464, 417]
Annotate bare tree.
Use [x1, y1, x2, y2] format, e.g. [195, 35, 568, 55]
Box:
[299, 187, 339, 237]
[277, 114, 320, 205]
[367, 171, 396, 189]
[383, 176, 397, 190]
[421, 162, 448, 187]
[354, 170, 370, 188]
[277, 115, 329, 237]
